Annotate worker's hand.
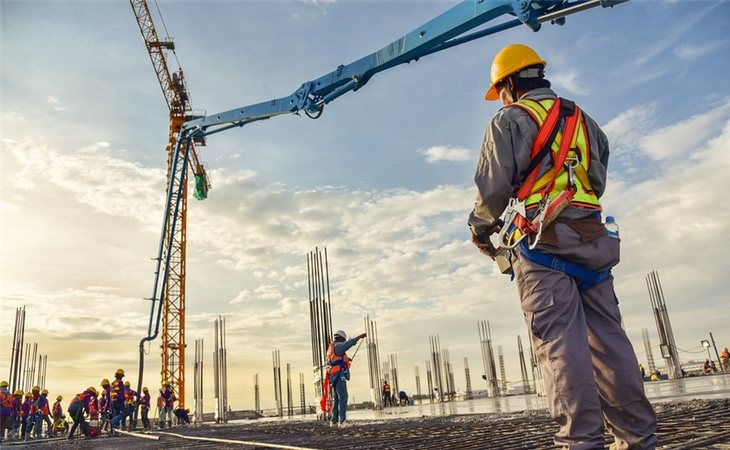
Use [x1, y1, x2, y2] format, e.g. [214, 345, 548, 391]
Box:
[357, 333, 367, 340]
[471, 230, 498, 260]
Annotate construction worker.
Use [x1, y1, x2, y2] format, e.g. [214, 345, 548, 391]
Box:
[139, 387, 151, 430]
[100, 379, 112, 431]
[159, 381, 175, 428]
[35, 389, 53, 438]
[52, 395, 64, 435]
[67, 386, 96, 439]
[468, 44, 657, 449]
[11, 390, 23, 440]
[29, 385, 41, 438]
[0, 381, 13, 442]
[123, 381, 138, 430]
[173, 403, 190, 425]
[327, 329, 366, 427]
[20, 392, 33, 440]
[110, 369, 126, 430]
[721, 347, 730, 372]
[381, 381, 392, 407]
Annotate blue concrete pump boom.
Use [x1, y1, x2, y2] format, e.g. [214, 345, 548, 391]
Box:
[139, 0, 627, 403]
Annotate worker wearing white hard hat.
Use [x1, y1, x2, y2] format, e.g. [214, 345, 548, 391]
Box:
[326, 329, 366, 428]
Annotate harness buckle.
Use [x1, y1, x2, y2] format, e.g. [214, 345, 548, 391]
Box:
[498, 198, 528, 250]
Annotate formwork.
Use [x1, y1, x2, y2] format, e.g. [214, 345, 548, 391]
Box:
[6, 398, 730, 449]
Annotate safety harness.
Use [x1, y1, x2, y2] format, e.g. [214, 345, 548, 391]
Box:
[497, 97, 610, 291]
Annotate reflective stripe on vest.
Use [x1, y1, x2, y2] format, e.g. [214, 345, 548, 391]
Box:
[511, 98, 600, 210]
[326, 342, 349, 376]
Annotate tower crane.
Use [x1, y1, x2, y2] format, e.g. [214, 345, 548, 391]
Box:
[130, 0, 210, 408]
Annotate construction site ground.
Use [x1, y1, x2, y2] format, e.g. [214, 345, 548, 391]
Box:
[5, 398, 730, 450]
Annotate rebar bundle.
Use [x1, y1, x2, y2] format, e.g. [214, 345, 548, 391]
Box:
[464, 358, 473, 400]
[7, 306, 26, 394]
[286, 363, 293, 417]
[428, 335, 444, 402]
[364, 315, 383, 409]
[414, 366, 423, 404]
[425, 360, 434, 403]
[517, 335, 532, 395]
[307, 247, 333, 418]
[254, 373, 260, 413]
[478, 320, 499, 397]
[646, 270, 682, 379]
[213, 316, 228, 423]
[272, 350, 283, 417]
[642, 327, 657, 374]
[193, 338, 203, 424]
[497, 345, 507, 396]
[299, 372, 306, 414]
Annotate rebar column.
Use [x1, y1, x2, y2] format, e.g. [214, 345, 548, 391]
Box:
[498, 345, 507, 396]
[307, 247, 333, 420]
[299, 372, 306, 414]
[464, 358, 473, 400]
[8, 307, 26, 394]
[272, 350, 283, 417]
[414, 366, 423, 404]
[364, 316, 383, 409]
[213, 316, 228, 423]
[254, 373, 260, 413]
[425, 361, 434, 403]
[429, 335, 444, 402]
[641, 328, 656, 374]
[478, 320, 499, 397]
[517, 335, 531, 395]
[193, 338, 203, 424]
[286, 363, 293, 417]
[646, 270, 682, 379]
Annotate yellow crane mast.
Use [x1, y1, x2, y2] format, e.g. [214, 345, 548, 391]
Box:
[130, 0, 209, 407]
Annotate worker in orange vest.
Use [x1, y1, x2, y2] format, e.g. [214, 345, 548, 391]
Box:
[327, 329, 366, 427]
[52, 395, 64, 435]
[0, 381, 14, 443]
[35, 389, 53, 438]
[67, 387, 97, 439]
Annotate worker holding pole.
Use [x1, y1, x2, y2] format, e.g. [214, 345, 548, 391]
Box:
[326, 330, 366, 428]
[468, 44, 657, 449]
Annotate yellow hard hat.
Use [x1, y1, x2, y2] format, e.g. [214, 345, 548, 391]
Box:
[57, 395, 63, 401]
[87, 386, 98, 396]
[163, 380, 171, 386]
[124, 381, 130, 387]
[115, 369, 125, 377]
[14, 390, 23, 396]
[32, 385, 40, 392]
[485, 44, 547, 101]
[143, 387, 149, 392]
[41, 389, 48, 395]
[101, 378, 110, 386]
[0, 381, 8, 388]
[25, 392, 32, 398]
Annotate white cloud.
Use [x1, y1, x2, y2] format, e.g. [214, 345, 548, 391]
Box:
[46, 95, 69, 111]
[550, 69, 590, 96]
[673, 40, 727, 59]
[420, 145, 473, 163]
[639, 99, 730, 160]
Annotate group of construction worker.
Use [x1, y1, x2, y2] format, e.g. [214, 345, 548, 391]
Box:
[0, 381, 66, 442]
[0, 368, 188, 442]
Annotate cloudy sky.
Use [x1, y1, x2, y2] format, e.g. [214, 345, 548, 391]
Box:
[2, 0, 729, 413]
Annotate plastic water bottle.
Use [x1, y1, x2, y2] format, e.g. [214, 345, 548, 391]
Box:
[605, 216, 620, 239]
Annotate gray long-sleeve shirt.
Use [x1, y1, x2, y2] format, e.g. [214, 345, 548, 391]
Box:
[468, 88, 610, 235]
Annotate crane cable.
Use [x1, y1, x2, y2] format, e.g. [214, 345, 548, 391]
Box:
[152, 0, 182, 69]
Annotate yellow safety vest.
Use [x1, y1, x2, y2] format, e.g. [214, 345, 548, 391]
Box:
[512, 98, 601, 211]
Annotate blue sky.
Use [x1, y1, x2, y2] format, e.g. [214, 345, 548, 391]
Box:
[2, 0, 730, 412]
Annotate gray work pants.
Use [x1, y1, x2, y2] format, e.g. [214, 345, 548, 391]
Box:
[512, 221, 657, 450]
